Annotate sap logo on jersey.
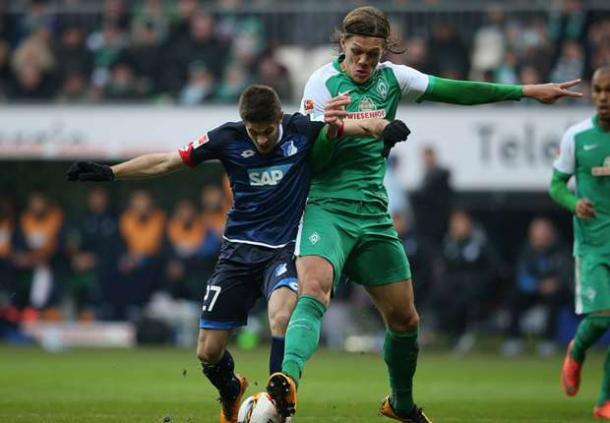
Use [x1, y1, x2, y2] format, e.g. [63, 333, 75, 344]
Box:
[248, 164, 292, 186]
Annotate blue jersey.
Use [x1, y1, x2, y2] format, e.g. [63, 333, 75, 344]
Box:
[179, 113, 325, 248]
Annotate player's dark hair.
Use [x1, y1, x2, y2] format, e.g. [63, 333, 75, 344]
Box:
[238, 85, 282, 123]
[333, 6, 405, 54]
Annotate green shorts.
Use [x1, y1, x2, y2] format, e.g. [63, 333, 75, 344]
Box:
[295, 198, 411, 287]
[575, 254, 610, 314]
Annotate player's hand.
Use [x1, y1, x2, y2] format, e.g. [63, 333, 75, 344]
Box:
[523, 79, 583, 104]
[324, 94, 350, 137]
[66, 161, 114, 181]
[381, 120, 411, 158]
[575, 198, 596, 219]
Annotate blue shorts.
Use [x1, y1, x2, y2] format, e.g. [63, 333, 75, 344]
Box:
[200, 240, 298, 330]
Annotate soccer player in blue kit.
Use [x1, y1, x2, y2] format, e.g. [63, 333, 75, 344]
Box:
[67, 85, 410, 422]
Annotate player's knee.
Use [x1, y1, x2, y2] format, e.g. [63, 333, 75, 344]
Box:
[388, 309, 420, 333]
[299, 275, 332, 306]
[269, 309, 292, 336]
[196, 340, 224, 364]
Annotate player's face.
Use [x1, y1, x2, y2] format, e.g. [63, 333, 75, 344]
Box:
[592, 71, 610, 122]
[245, 117, 282, 154]
[340, 35, 385, 84]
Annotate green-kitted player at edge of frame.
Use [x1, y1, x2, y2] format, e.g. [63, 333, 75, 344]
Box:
[264, 5, 582, 423]
[552, 65, 610, 421]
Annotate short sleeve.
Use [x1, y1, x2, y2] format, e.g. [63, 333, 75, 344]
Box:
[386, 62, 430, 103]
[178, 124, 226, 167]
[299, 72, 333, 122]
[553, 128, 576, 175]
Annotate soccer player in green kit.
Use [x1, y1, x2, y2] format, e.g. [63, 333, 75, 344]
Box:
[265, 6, 582, 422]
[553, 66, 610, 421]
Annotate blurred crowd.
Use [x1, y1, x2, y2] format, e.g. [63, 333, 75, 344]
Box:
[0, 152, 578, 355]
[0, 0, 609, 103]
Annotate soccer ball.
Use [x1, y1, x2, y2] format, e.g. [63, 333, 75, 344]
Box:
[237, 392, 290, 423]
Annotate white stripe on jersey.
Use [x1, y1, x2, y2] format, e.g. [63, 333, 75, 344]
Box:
[223, 236, 289, 249]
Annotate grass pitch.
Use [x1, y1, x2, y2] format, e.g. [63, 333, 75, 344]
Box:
[0, 344, 605, 422]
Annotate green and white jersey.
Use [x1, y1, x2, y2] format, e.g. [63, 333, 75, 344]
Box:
[554, 115, 610, 255]
[300, 56, 429, 204]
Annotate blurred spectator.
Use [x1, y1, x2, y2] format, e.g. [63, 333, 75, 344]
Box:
[13, 191, 66, 318]
[126, 19, 163, 96]
[200, 182, 230, 238]
[255, 52, 293, 101]
[103, 61, 143, 100]
[58, 71, 90, 102]
[9, 31, 56, 100]
[166, 0, 197, 46]
[17, 0, 55, 41]
[471, 6, 506, 80]
[163, 198, 220, 301]
[215, 61, 250, 102]
[184, 11, 229, 80]
[117, 189, 165, 320]
[502, 218, 571, 357]
[493, 50, 519, 84]
[131, 0, 170, 43]
[412, 146, 453, 248]
[70, 187, 122, 321]
[433, 210, 498, 353]
[519, 64, 543, 85]
[428, 23, 469, 79]
[384, 156, 410, 220]
[0, 191, 16, 301]
[393, 213, 435, 311]
[179, 61, 215, 105]
[551, 40, 585, 83]
[0, 39, 11, 98]
[402, 37, 429, 72]
[99, 0, 131, 31]
[548, 0, 591, 45]
[0, 0, 16, 46]
[88, 23, 128, 90]
[54, 25, 93, 88]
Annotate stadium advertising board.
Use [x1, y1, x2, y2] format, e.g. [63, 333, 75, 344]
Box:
[0, 106, 591, 190]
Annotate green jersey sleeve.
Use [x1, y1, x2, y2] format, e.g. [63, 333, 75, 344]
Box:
[420, 76, 523, 105]
[309, 126, 334, 173]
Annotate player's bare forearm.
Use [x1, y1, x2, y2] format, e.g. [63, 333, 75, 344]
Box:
[111, 152, 184, 180]
[343, 118, 388, 139]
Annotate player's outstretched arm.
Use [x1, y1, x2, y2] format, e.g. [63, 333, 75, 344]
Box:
[66, 152, 185, 181]
[421, 76, 582, 105]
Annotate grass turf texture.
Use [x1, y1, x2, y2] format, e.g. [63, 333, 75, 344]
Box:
[0, 345, 605, 422]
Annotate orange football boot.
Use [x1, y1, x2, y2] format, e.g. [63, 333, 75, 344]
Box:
[266, 372, 297, 418]
[561, 340, 583, 397]
[219, 373, 248, 423]
[594, 401, 610, 420]
[380, 397, 432, 423]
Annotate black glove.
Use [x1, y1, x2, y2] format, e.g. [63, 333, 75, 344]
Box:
[381, 120, 411, 158]
[66, 161, 114, 181]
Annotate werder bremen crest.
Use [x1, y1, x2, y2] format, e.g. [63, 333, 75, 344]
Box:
[359, 96, 376, 112]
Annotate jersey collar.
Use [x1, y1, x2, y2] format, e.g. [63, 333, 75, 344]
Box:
[593, 114, 610, 132]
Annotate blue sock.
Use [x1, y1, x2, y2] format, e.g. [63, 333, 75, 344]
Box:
[269, 336, 285, 374]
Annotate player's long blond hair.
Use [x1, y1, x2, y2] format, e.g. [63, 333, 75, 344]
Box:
[333, 6, 405, 54]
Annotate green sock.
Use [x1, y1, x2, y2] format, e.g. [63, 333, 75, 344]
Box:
[571, 314, 610, 362]
[598, 349, 610, 406]
[282, 295, 326, 385]
[384, 328, 419, 416]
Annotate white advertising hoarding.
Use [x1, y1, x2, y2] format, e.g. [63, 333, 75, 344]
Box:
[0, 105, 593, 190]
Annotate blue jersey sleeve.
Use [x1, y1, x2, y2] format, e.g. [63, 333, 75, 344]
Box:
[179, 122, 239, 167]
[289, 113, 325, 147]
